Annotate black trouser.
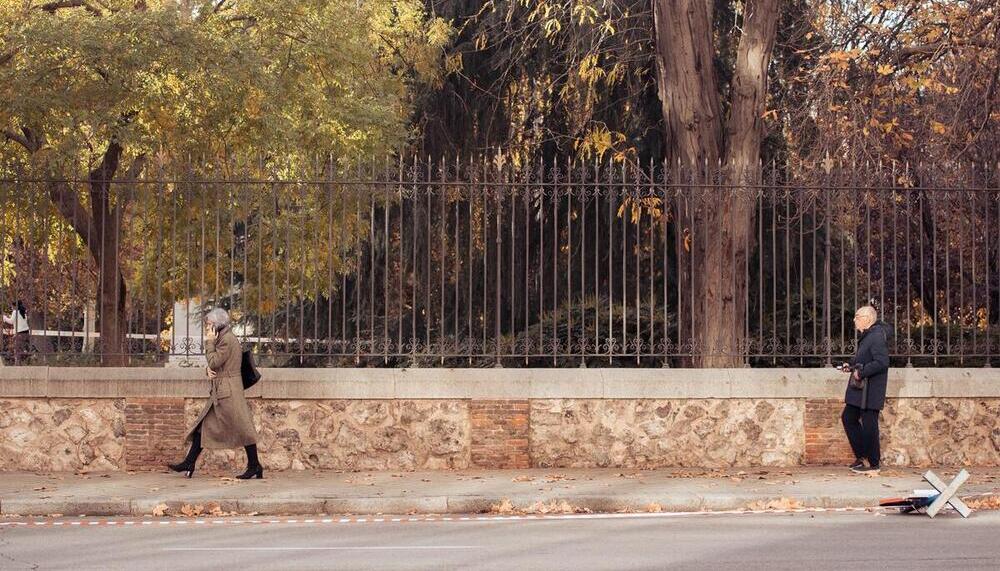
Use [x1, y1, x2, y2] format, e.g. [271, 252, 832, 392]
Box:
[841, 404, 881, 467]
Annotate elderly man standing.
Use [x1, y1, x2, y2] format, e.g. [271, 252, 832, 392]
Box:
[840, 303, 892, 474]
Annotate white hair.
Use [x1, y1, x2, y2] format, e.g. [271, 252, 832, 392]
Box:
[205, 308, 230, 328]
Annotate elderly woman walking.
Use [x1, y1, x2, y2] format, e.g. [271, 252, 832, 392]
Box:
[168, 308, 263, 479]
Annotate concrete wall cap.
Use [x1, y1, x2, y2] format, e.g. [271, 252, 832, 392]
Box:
[1, 367, 999, 399]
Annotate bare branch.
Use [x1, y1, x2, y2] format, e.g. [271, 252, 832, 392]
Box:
[895, 37, 998, 63]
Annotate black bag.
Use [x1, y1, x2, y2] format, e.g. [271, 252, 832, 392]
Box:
[847, 367, 868, 390]
[241, 348, 262, 390]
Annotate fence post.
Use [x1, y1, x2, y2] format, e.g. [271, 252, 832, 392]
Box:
[83, 301, 97, 353]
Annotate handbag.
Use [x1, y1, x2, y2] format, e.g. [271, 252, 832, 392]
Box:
[241, 348, 262, 390]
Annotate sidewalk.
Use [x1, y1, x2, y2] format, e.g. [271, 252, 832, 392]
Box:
[2, 467, 998, 517]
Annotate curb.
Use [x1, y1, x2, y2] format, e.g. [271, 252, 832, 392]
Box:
[0, 494, 886, 517]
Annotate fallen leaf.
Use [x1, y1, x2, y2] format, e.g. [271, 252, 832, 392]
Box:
[490, 498, 516, 515]
[966, 496, 1000, 510]
[646, 502, 663, 513]
[151, 503, 169, 517]
[512, 475, 535, 483]
[746, 497, 803, 511]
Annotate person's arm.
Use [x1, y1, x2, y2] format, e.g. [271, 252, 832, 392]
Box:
[205, 331, 230, 372]
[859, 331, 889, 379]
[2, 312, 11, 325]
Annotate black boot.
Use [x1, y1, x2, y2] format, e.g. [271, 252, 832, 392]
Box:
[236, 444, 263, 479]
[167, 430, 202, 478]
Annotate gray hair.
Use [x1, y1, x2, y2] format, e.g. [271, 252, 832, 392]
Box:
[205, 308, 230, 328]
[857, 305, 877, 321]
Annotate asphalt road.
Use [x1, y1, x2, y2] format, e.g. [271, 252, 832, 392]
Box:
[1, 510, 997, 570]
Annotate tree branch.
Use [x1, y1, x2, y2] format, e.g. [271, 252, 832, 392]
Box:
[39, 0, 102, 15]
[3, 127, 43, 153]
[895, 37, 998, 63]
[47, 181, 101, 261]
[2, 129, 32, 151]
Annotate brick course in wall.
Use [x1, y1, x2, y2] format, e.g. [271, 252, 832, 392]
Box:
[124, 397, 187, 470]
[469, 400, 530, 469]
[804, 398, 856, 465]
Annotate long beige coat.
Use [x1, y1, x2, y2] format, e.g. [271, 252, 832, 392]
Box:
[185, 326, 258, 449]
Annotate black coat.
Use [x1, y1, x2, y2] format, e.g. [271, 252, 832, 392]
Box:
[845, 321, 891, 410]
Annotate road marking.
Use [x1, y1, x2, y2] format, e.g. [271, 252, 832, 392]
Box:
[0, 506, 888, 529]
[163, 546, 480, 551]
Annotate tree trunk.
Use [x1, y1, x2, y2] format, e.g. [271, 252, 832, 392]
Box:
[88, 143, 129, 366]
[654, 0, 779, 367]
[47, 142, 133, 365]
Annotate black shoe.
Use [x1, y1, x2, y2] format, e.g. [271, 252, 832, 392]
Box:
[236, 465, 263, 480]
[849, 458, 865, 470]
[167, 461, 196, 478]
[851, 464, 880, 475]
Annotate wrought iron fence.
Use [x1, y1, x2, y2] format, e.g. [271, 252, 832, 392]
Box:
[1, 158, 998, 367]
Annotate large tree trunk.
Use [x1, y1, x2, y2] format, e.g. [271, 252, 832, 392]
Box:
[47, 142, 140, 366]
[654, 0, 779, 367]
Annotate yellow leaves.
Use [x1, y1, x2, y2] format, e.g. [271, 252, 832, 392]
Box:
[543, 17, 561, 38]
[444, 51, 463, 74]
[425, 17, 454, 48]
[877, 64, 894, 76]
[617, 196, 664, 224]
[577, 54, 605, 86]
[571, 3, 599, 26]
[474, 32, 488, 51]
[930, 120, 947, 134]
[574, 125, 626, 161]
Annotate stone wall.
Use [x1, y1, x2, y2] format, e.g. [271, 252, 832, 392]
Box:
[188, 399, 469, 474]
[531, 399, 804, 468]
[0, 398, 124, 471]
[1, 367, 998, 472]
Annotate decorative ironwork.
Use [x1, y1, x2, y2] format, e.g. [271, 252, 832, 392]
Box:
[2, 159, 999, 367]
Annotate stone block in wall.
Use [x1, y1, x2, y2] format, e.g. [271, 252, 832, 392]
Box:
[184, 399, 470, 474]
[529, 399, 803, 468]
[0, 398, 125, 471]
[470, 400, 530, 469]
[124, 398, 187, 471]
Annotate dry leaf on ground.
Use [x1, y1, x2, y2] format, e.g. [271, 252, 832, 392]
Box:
[646, 502, 663, 513]
[746, 497, 803, 511]
[524, 500, 591, 515]
[179, 504, 205, 517]
[966, 495, 1000, 510]
[490, 498, 516, 514]
[151, 503, 169, 517]
[512, 475, 535, 483]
